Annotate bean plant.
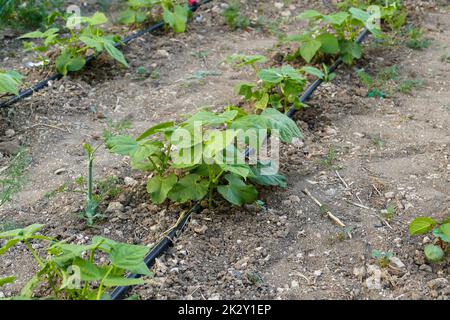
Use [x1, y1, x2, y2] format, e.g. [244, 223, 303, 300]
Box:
[20, 12, 128, 75]
[106, 108, 301, 207]
[0, 70, 23, 96]
[409, 217, 450, 263]
[0, 224, 151, 300]
[119, 0, 192, 33]
[236, 65, 307, 112]
[288, 6, 383, 64]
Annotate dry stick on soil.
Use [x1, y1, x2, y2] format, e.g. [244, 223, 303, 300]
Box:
[302, 188, 346, 228]
[335, 170, 349, 189]
[344, 200, 393, 229]
[372, 184, 382, 196]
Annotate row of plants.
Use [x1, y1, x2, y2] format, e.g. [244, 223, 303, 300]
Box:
[0, 0, 413, 99]
[0, 0, 199, 95]
[3, 0, 446, 300]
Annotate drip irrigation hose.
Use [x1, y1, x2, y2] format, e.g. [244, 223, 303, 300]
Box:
[110, 28, 371, 300]
[0, 0, 212, 109]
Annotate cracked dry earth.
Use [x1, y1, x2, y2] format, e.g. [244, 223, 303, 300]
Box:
[0, 1, 449, 300]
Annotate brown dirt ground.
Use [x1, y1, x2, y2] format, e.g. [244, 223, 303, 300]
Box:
[0, 0, 449, 300]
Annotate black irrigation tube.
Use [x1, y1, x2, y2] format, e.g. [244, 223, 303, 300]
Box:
[0, 0, 212, 109]
[110, 28, 371, 300]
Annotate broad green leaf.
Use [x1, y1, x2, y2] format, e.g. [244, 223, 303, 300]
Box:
[349, 7, 370, 24]
[0, 276, 16, 287]
[106, 135, 138, 156]
[339, 41, 362, 64]
[249, 161, 287, 188]
[260, 108, 303, 143]
[19, 30, 44, 39]
[171, 144, 203, 168]
[231, 116, 268, 150]
[220, 163, 251, 179]
[203, 129, 239, 160]
[104, 41, 129, 67]
[72, 258, 108, 281]
[300, 38, 321, 63]
[146, 174, 177, 204]
[235, 83, 255, 99]
[409, 217, 437, 235]
[255, 92, 269, 110]
[109, 243, 151, 276]
[322, 12, 349, 25]
[230, 114, 269, 131]
[137, 121, 175, 141]
[50, 242, 98, 264]
[43, 28, 59, 37]
[168, 174, 209, 203]
[163, 5, 189, 33]
[55, 52, 86, 75]
[297, 10, 322, 20]
[302, 66, 324, 79]
[85, 12, 108, 26]
[258, 69, 283, 84]
[130, 140, 164, 171]
[118, 9, 137, 24]
[0, 224, 44, 239]
[225, 105, 248, 119]
[217, 174, 258, 206]
[79, 36, 104, 51]
[317, 33, 340, 54]
[92, 236, 119, 252]
[0, 71, 22, 95]
[424, 244, 444, 263]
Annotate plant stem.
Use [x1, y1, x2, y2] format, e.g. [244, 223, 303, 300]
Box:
[87, 157, 93, 204]
[96, 265, 113, 300]
[24, 240, 45, 268]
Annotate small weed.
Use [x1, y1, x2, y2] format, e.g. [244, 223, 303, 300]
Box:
[246, 271, 264, 286]
[96, 176, 122, 200]
[371, 134, 385, 149]
[358, 65, 421, 96]
[378, 65, 399, 82]
[399, 79, 423, 94]
[356, 69, 375, 89]
[381, 203, 396, 221]
[136, 66, 149, 78]
[321, 146, 338, 168]
[372, 250, 393, 268]
[0, 148, 31, 206]
[329, 227, 353, 243]
[44, 183, 69, 199]
[222, 1, 250, 31]
[150, 69, 160, 79]
[405, 26, 431, 50]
